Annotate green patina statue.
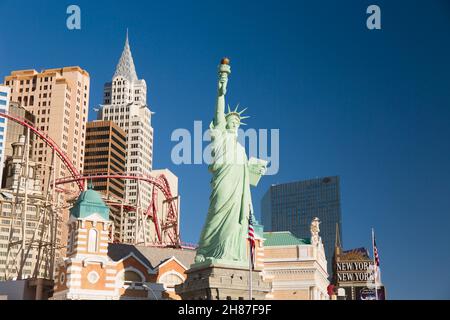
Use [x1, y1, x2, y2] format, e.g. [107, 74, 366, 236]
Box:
[194, 58, 267, 267]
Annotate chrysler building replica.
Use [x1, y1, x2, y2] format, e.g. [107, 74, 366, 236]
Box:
[98, 32, 154, 243]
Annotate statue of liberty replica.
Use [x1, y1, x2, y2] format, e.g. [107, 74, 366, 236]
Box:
[176, 58, 271, 300]
[194, 57, 266, 266]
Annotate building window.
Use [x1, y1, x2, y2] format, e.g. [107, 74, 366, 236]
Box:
[121, 270, 144, 287]
[159, 272, 183, 289]
[87, 228, 98, 253]
[69, 228, 75, 253]
[87, 271, 100, 284]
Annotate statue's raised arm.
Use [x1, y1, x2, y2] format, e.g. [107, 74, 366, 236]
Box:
[214, 58, 231, 128]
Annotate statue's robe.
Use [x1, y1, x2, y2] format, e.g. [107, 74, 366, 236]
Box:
[195, 122, 252, 264]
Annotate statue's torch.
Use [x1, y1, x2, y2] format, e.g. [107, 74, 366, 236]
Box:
[219, 57, 231, 74]
[218, 57, 231, 95]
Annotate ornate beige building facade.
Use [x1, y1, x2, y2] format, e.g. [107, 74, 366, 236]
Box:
[0, 135, 54, 283]
[258, 218, 329, 300]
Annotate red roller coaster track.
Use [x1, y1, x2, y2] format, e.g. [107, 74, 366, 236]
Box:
[0, 111, 180, 247]
[55, 174, 179, 246]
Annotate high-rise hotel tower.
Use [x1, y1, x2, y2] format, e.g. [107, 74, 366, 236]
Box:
[262, 176, 343, 277]
[98, 33, 154, 243]
[3, 67, 90, 260]
[3, 67, 90, 191]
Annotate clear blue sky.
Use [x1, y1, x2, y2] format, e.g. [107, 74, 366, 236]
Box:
[1, 0, 449, 299]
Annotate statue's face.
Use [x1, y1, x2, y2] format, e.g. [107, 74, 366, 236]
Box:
[226, 115, 240, 131]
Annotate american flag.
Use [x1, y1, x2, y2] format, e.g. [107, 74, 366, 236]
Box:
[248, 214, 256, 270]
[374, 237, 380, 267]
[373, 233, 381, 286]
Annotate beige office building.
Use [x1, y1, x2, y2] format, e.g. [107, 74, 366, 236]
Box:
[3, 67, 89, 187]
[3, 66, 90, 259]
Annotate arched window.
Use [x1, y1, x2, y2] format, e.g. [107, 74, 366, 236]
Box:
[122, 270, 143, 287]
[87, 228, 98, 253]
[159, 272, 183, 289]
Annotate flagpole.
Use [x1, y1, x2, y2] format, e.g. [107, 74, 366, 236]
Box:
[372, 228, 378, 300]
[248, 208, 253, 301]
[249, 242, 253, 300]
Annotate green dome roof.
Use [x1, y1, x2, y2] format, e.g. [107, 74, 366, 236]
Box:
[70, 182, 110, 220]
[76, 188, 106, 206]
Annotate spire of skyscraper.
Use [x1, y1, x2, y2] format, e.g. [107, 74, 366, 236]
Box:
[114, 30, 138, 82]
[335, 222, 342, 249]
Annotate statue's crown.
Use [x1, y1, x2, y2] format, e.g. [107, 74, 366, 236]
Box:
[225, 104, 249, 125]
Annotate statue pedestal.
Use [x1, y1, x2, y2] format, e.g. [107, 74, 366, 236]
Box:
[175, 262, 271, 300]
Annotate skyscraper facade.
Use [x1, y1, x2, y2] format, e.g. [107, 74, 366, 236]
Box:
[83, 120, 126, 241]
[3, 66, 90, 260]
[84, 120, 126, 198]
[0, 85, 10, 184]
[261, 176, 343, 275]
[3, 67, 90, 192]
[98, 33, 154, 243]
